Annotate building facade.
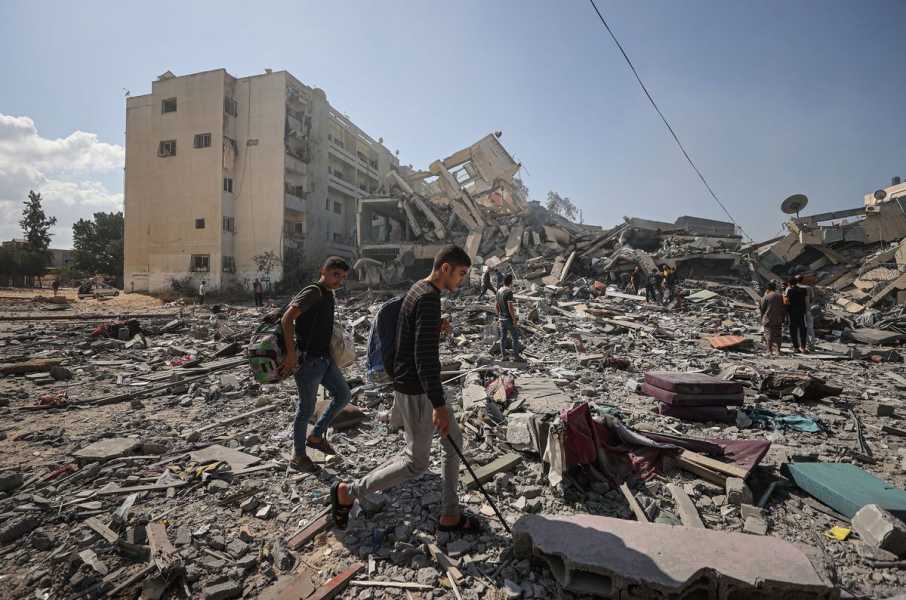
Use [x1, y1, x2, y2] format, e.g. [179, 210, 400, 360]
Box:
[124, 68, 398, 292]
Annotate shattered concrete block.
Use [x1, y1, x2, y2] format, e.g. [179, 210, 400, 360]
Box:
[743, 516, 768, 535]
[725, 477, 753, 506]
[203, 580, 242, 600]
[852, 504, 906, 558]
[0, 471, 24, 493]
[512, 514, 836, 599]
[72, 437, 142, 463]
[0, 516, 40, 543]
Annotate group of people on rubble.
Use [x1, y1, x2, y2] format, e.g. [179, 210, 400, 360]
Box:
[759, 274, 818, 355]
[626, 264, 678, 305]
[279, 246, 484, 534]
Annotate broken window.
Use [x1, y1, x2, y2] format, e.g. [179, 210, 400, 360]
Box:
[224, 96, 238, 117]
[161, 98, 177, 113]
[194, 133, 212, 148]
[222, 216, 235, 233]
[158, 140, 177, 157]
[223, 178, 233, 193]
[222, 256, 235, 273]
[190, 254, 210, 272]
[195, 218, 205, 229]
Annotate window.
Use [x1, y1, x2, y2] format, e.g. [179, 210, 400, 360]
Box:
[222, 216, 235, 233]
[190, 254, 210, 272]
[333, 233, 343, 242]
[223, 178, 233, 193]
[294, 222, 304, 234]
[161, 98, 177, 113]
[194, 133, 212, 148]
[325, 198, 331, 210]
[158, 140, 177, 157]
[195, 218, 206, 229]
[224, 96, 238, 117]
[333, 201, 342, 215]
[222, 256, 235, 273]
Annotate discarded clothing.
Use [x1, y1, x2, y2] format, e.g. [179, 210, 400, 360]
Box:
[739, 407, 823, 433]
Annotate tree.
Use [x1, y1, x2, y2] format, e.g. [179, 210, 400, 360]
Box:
[545, 191, 578, 221]
[20, 191, 57, 252]
[72, 212, 124, 283]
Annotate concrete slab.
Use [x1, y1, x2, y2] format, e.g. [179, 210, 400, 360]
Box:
[785, 462, 906, 519]
[512, 514, 836, 599]
[73, 438, 142, 463]
[189, 445, 260, 472]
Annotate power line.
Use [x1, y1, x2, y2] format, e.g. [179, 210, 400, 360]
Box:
[587, 0, 752, 241]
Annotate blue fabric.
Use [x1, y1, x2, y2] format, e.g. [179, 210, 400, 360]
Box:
[293, 355, 350, 457]
[741, 407, 822, 433]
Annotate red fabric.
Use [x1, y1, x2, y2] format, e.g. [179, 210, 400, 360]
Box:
[561, 402, 680, 483]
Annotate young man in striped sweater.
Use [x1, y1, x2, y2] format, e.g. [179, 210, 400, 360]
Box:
[331, 245, 480, 533]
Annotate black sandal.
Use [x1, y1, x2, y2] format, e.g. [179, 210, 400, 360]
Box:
[330, 481, 353, 530]
[437, 512, 483, 533]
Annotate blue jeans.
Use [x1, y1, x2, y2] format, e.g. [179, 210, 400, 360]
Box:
[499, 319, 522, 357]
[293, 354, 351, 457]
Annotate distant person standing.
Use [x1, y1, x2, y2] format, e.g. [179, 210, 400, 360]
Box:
[496, 273, 523, 361]
[760, 281, 785, 355]
[785, 276, 809, 353]
[631, 266, 645, 295]
[803, 279, 818, 349]
[197, 280, 206, 305]
[51, 279, 59, 296]
[478, 266, 496, 300]
[253, 278, 264, 307]
[645, 269, 662, 303]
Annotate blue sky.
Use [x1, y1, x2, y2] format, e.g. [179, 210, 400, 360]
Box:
[1, 0, 904, 247]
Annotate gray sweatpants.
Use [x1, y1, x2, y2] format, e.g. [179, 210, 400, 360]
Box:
[349, 391, 462, 517]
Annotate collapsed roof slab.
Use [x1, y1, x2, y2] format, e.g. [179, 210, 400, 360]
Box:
[513, 514, 836, 599]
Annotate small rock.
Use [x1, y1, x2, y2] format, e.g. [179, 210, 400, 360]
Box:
[520, 486, 543, 500]
[503, 579, 523, 599]
[852, 504, 906, 558]
[208, 535, 227, 551]
[30, 530, 55, 551]
[421, 492, 442, 507]
[725, 478, 753, 506]
[446, 539, 472, 558]
[0, 516, 39, 543]
[174, 526, 192, 547]
[49, 366, 72, 381]
[227, 539, 248, 558]
[743, 516, 768, 535]
[240, 497, 259, 514]
[416, 567, 438, 586]
[207, 479, 230, 492]
[203, 580, 242, 600]
[0, 471, 23, 493]
[236, 554, 258, 573]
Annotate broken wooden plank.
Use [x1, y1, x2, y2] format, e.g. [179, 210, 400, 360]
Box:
[146, 522, 183, 576]
[882, 424, 906, 438]
[674, 455, 726, 487]
[667, 484, 705, 528]
[0, 358, 62, 375]
[94, 481, 188, 496]
[84, 517, 119, 544]
[103, 563, 156, 598]
[350, 581, 434, 591]
[463, 453, 521, 491]
[680, 450, 749, 480]
[308, 562, 364, 600]
[287, 507, 331, 551]
[78, 549, 109, 576]
[185, 403, 278, 439]
[259, 570, 318, 600]
[619, 483, 650, 523]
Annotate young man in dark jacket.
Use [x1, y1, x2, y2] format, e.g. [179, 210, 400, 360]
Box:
[279, 256, 351, 473]
[331, 245, 480, 533]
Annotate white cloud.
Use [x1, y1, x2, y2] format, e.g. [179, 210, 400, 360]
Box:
[0, 113, 124, 248]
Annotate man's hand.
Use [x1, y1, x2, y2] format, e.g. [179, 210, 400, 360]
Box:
[279, 350, 298, 378]
[433, 406, 450, 438]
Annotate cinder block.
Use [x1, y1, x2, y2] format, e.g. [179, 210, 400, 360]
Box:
[725, 477, 753, 506]
[852, 504, 906, 558]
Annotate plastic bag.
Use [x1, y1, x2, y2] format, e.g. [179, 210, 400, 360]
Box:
[329, 322, 356, 368]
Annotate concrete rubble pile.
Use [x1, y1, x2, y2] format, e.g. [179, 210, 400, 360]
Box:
[3, 175, 906, 599]
[2, 256, 906, 600]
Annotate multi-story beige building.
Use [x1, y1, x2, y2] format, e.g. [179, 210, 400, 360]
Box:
[124, 68, 398, 292]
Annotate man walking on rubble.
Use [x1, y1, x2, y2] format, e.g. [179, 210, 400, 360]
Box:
[785, 275, 809, 354]
[478, 265, 496, 300]
[631, 266, 645, 296]
[760, 281, 785, 356]
[496, 273, 524, 361]
[645, 269, 662, 303]
[278, 256, 353, 473]
[330, 245, 482, 534]
[661, 265, 677, 304]
[197, 280, 206, 305]
[253, 277, 264, 308]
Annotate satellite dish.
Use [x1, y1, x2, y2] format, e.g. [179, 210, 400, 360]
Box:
[874, 189, 888, 201]
[781, 194, 809, 217]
